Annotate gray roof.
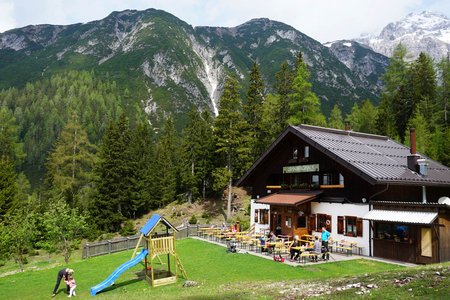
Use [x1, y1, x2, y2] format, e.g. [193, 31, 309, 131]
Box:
[237, 124, 450, 187]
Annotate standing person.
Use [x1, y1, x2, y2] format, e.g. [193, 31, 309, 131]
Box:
[321, 227, 330, 260]
[65, 273, 77, 297]
[52, 268, 73, 297]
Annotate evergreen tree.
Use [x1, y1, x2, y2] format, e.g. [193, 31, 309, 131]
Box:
[274, 61, 295, 129]
[45, 113, 97, 211]
[436, 56, 450, 128]
[260, 94, 282, 149]
[0, 157, 17, 220]
[244, 62, 266, 157]
[377, 43, 411, 140]
[93, 115, 134, 231]
[405, 112, 435, 157]
[347, 100, 378, 133]
[411, 52, 437, 127]
[328, 104, 344, 129]
[214, 75, 252, 219]
[129, 122, 155, 216]
[181, 109, 214, 203]
[154, 116, 180, 207]
[0, 107, 25, 165]
[288, 53, 326, 126]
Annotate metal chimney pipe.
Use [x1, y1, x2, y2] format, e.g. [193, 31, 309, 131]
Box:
[410, 128, 416, 155]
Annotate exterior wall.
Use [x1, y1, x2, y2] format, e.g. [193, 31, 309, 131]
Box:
[310, 202, 371, 256]
[439, 213, 450, 262]
[250, 200, 270, 234]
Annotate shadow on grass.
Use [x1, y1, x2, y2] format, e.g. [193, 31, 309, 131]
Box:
[95, 278, 142, 295]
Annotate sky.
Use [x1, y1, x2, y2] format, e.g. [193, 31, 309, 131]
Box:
[1, 0, 450, 42]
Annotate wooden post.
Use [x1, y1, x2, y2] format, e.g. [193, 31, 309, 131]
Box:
[131, 234, 144, 259]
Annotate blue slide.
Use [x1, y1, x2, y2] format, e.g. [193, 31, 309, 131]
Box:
[90, 249, 148, 296]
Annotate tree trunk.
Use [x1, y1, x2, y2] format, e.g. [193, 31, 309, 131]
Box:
[226, 176, 232, 220]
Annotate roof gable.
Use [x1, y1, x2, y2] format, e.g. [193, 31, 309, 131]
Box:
[140, 214, 178, 236]
[237, 125, 450, 187]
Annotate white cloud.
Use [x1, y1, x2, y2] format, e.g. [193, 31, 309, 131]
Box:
[0, 0, 16, 33]
[1, 0, 450, 42]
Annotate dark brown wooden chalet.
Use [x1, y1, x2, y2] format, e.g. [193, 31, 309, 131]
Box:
[237, 124, 450, 264]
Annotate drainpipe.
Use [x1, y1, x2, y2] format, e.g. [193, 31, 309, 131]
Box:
[422, 186, 427, 204]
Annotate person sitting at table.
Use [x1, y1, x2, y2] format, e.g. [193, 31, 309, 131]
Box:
[267, 232, 277, 253]
[313, 236, 321, 262]
[260, 235, 267, 252]
[289, 235, 302, 261]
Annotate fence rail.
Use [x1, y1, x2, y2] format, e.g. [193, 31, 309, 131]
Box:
[82, 224, 211, 259]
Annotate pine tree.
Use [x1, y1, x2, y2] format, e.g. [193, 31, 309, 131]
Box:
[93, 115, 134, 231]
[411, 52, 437, 127]
[45, 113, 97, 210]
[377, 43, 411, 140]
[214, 75, 252, 219]
[260, 94, 282, 149]
[154, 116, 180, 207]
[181, 109, 214, 203]
[274, 61, 294, 128]
[288, 53, 326, 126]
[437, 56, 450, 128]
[0, 157, 17, 220]
[328, 104, 344, 129]
[346, 100, 378, 133]
[244, 62, 266, 157]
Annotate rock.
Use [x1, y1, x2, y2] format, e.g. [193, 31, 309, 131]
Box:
[408, 288, 413, 292]
[435, 271, 441, 276]
[183, 280, 198, 287]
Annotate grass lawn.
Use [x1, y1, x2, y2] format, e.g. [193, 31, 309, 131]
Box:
[1, 238, 442, 300]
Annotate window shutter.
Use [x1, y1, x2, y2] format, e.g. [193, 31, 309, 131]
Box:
[338, 216, 344, 234]
[326, 215, 332, 232]
[357, 218, 363, 237]
[309, 214, 316, 231]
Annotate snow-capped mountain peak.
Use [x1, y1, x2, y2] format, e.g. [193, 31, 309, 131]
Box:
[355, 11, 450, 60]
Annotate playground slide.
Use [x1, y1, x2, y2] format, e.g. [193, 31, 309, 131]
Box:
[90, 249, 148, 296]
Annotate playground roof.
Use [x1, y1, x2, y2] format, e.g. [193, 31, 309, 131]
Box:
[140, 214, 178, 236]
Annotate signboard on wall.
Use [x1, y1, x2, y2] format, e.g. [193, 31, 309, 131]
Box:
[283, 164, 319, 174]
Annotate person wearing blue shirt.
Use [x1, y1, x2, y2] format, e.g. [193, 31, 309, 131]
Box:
[321, 227, 330, 260]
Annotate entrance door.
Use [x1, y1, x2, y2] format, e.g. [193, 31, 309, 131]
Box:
[293, 215, 308, 238]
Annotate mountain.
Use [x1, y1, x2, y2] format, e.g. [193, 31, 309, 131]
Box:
[324, 40, 389, 94]
[0, 9, 381, 127]
[355, 11, 450, 60]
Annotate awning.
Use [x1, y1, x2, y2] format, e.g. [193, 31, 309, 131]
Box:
[363, 209, 438, 224]
[255, 191, 323, 206]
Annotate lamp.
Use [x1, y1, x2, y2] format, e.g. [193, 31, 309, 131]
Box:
[362, 198, 367, 203]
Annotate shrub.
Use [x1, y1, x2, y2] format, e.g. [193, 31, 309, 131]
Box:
[120, 220, 136, 236]
[189, 215, 198, 224]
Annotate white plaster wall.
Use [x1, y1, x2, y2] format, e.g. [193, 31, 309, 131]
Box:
[250, 199, 270, 234]
[311, 202, 371, 256]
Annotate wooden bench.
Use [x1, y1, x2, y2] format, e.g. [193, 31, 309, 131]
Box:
[299, 251, 318, 264]
[333, 245, 353, 256]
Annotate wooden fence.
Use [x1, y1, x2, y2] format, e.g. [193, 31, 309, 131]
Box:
[82, 224, 210, 259]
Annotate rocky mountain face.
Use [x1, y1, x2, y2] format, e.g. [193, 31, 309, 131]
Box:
[355, 11, 450, 60]
[0, 9, 381, 127]
[323, 40, 389, 94]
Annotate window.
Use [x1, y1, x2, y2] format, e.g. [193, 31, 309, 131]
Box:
[293, 147, 298, 160]
[297, 216, 306, 228]
[339, 173, 344, 185]
[345, 216, 357, 237]
[286, 216, 292, 228]
[254, 209, 259, 223]
[323, 173, 332, 185]
[260, 209, 269, 225]
[317, 214, 332, 232]
[376, 223, 409, 241]
[304, 146, 310, 158]
[311, 175, 319, 186]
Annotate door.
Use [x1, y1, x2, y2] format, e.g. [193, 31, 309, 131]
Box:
[293, 215, 308, 238]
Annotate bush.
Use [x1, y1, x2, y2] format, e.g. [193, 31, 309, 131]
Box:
[120, 220, 136, 236]
[201, 212, 210, 219]
[189, 215, 198, 224]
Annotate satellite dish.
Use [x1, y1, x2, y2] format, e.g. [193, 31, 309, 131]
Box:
[438, 197, 450, 205]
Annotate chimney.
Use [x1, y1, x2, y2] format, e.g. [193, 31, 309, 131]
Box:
[344, 121, 351, 131]
[407, 128, 419, 172]
[409, 128, 416, 155]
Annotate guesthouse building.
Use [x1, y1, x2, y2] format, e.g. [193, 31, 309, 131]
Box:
[237, 125, 450, 264]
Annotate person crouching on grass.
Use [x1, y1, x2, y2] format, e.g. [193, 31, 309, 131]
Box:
[65, 273, 77, 297]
